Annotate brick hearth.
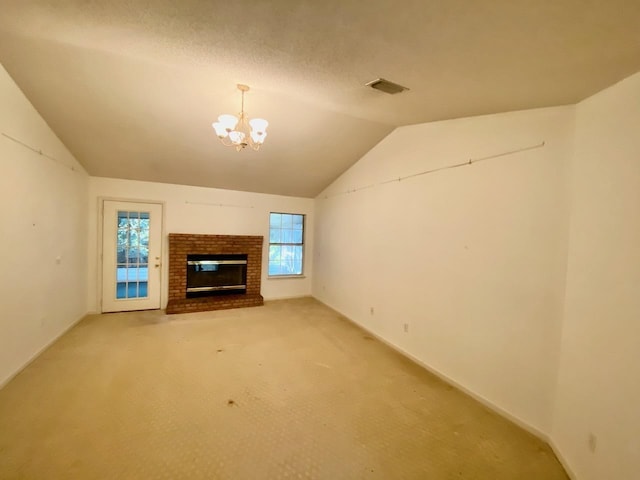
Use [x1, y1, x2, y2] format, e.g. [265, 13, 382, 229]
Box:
[166, 233, 264, 314]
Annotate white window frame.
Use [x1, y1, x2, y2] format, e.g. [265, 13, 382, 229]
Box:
[268, 212, 305, 277]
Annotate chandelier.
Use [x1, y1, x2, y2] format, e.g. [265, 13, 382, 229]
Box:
[212, 84, 268, 151]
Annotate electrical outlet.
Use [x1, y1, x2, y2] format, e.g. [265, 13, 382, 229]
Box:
[370, 307, 374, 315]
[403, 323, 409, 333]
[588, 433, 597, 453]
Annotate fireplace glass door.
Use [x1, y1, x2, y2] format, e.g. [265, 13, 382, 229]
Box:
[186, 254, 247, 297]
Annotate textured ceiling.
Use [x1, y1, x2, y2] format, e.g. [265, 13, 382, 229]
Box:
[1, 1, 639, 197]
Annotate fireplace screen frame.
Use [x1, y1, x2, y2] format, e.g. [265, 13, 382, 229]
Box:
[186, 254, 248, 298]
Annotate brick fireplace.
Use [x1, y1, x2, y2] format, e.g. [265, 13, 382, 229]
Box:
[166, 233, 264, 314]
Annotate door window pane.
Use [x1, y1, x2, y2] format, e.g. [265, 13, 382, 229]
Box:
[116, 210, 151, 299]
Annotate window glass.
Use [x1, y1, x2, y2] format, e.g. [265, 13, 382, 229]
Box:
[116, 210, 150, 299]
[269, 212, 304, 276]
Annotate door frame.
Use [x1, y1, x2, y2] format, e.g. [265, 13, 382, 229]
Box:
[97, 197, 166, 313]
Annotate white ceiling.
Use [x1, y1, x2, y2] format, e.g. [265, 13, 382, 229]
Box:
[1, 1, 639, 197]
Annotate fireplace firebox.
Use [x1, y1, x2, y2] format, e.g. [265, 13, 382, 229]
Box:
[186, 254, 247, 298]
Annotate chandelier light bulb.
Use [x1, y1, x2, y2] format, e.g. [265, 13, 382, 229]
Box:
[250, 131, 267, 145]
[212, 122, 228, 138]
[249, 118, 269, 133]
[218, 114, 239, 131]
[228, 131, 246, 145]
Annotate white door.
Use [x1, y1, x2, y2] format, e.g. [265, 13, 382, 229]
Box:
[102, 201, 163, 312]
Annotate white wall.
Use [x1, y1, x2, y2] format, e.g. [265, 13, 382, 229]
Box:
[88, 177, 314, 311]
[0, 64, 89, 387]
[552, 73, 640, 480]
[313, 106, 575, 435]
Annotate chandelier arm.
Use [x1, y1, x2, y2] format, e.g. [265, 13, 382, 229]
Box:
[247, 134, 259, 150]
[219, 137, 235, 147]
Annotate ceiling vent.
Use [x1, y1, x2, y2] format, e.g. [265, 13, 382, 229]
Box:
[365, 78, 409, 94]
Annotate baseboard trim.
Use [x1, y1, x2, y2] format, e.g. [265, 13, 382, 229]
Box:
[264, 294, 312, 302]
[0, 312, 88, 391]
[313, 297, 548, 440]
[313, 296, 580, 477]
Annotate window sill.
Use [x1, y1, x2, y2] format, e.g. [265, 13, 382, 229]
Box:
[267, 275, 306, 280]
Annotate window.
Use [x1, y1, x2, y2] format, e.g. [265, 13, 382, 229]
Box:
[269, 212, 304, 276]
[116, 211, 150, 299]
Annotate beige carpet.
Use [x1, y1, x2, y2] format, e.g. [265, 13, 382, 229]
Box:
[0, 298, 567, 479]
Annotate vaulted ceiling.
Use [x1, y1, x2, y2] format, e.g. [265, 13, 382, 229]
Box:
[1, 1, 639, 197]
